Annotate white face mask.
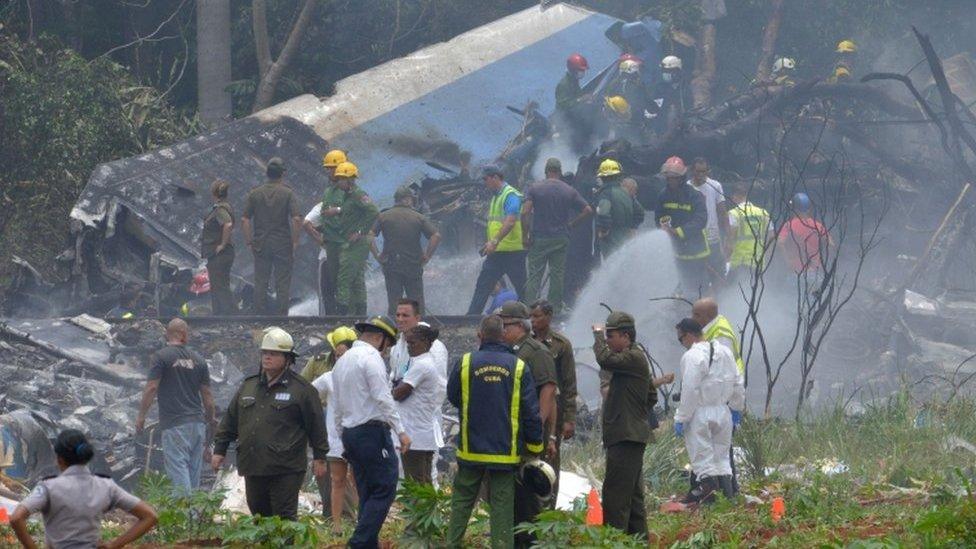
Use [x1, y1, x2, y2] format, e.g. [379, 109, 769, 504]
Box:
[662, 72, 674, 83]
[574, 70, 586, 79]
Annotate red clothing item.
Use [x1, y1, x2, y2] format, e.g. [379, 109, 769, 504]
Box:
[777, 216, 829, 273]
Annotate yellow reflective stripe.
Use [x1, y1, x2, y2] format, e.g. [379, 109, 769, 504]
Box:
[460, 353, 471, 457]
[676, 233, 711, 259]
[456, 451, 521, 464]
[674, 227, 685, 239]
[526, 441, 544, 454]
[510, 359, 525, 461]
[662, 202, 692, 211]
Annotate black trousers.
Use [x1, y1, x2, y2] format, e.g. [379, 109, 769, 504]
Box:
[244, 471, 305, 520]
[319, 242, 341, 315]
[252, 245, 293, 315]
[383, 263, 425, 316]
[602, 441, 647, 537]
[514, 469, 544, 548]
[342, 423, 398, 549]
[207, 247, 237, 315]
[467, 251, 527, 315]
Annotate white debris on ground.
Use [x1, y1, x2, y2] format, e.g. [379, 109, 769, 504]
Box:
[556, 470, 592, 510]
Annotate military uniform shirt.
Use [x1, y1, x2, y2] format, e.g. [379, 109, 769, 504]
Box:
[242, 181, 301, 249]
[319, 185, 347, 244]
[512, 334, 558, 393]
[536, 330, 578, 424]
[593, 332, 652, 447]
[19, 464, 140, 549]
[336, 186, 379, 241]
[373, 205, 438, 268]
[201, 201, 234, 258]
[213, 369, 329, 476]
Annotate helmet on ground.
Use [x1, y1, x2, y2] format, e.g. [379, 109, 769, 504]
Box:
[792, 192, 811, 213]
[597, 158, 622, 178]
[836, 39, 857, 53]
[334, 161, 359, 179]
[661, 55, 683, 70]
[190, 271, 210, 295]
[355, 315, 398, 341]
[261, 326, 297, 355]
[567, 53, 588, 72]
[603, 95, 631, 118]
[772, 57, 796, 73]
[619, 59, 641, 74]
[322, 149, 347, 168]
[520, 459, 556, 499]
[326, 326, 358, 349]
[660, 156, 688, 177]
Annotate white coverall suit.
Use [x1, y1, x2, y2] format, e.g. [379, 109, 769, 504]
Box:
[674, 340, 745, 479]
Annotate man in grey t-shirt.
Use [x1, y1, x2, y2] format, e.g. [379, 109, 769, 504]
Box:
[136, 318, 215, 492]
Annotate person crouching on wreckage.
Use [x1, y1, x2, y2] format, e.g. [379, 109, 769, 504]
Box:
[212, 327, 329, 520]
[10, 429, 158, 549]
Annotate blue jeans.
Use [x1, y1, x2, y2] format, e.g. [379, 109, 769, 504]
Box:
[161, 421, 206, 493]
[342, 423, 398, 549]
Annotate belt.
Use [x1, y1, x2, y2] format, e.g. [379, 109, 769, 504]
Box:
[353, 420, 389, 429]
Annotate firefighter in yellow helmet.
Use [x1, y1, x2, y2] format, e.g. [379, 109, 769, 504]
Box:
[832, 39, 857, 82]
[331, 162, 378, 315]
[595, 159, 638, 259]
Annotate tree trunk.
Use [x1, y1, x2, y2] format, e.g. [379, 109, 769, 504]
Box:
[196, 0, 233, 127]
[691, 21, 717, 108]
[251, 0, 318, 113]
[755, 0, 785, 82]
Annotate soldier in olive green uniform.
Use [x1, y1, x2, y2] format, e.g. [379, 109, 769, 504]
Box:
[201, 180, 237, 315]
[332, 161, 379, 315]
[370, 185, 441, 316]
[529, 300, 578, 506]
[594, 160, 637, 260]
[498, 301, 558, 548]
[212, 327, 329, 519]
[242, 158, 302, 315]
[592, 311, 651, 537]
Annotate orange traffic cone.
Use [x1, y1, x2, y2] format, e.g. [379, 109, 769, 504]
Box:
[0, 507, 9, 524]
[770, 497, 785, 523]
[585, 488, 603, 526]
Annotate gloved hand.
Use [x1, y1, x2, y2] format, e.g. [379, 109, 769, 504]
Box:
[731, 410, 742, 427]
[674, 422, 684, 437]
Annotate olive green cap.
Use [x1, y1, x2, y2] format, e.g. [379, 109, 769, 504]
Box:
[606, 311, 635, 329]
[497, 300, 530, 319]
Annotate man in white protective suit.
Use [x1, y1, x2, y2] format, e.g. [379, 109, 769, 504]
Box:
[672, 317, 745, 504]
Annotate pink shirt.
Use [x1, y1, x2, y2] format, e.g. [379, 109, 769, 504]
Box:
[777, 216, 829, 273]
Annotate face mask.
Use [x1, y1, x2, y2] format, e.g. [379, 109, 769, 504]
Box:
[574, 70, 586, 79]
[662, 72, 673, 83]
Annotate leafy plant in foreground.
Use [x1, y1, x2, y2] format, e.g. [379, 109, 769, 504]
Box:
[914, 469, 976, 547]
[514, 509, 646, 548]
[396, 479, 453, 548]
[221, 514, 324, 547]
[139, 472, 228, 543]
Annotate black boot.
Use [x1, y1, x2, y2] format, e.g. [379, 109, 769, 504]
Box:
[680, 476, 719, 505]
[718, 475, 735, 500]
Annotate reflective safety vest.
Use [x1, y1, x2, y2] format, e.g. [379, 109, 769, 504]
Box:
[457, 352, 543, 465]
[487, 185, 524, 252]
[729, 202, 771, 268]
[704, 315, 745, 375]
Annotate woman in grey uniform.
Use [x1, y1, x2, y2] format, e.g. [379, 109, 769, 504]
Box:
[10, 429, 158, 549]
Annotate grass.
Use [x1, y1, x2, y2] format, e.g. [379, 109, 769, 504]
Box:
[9, 391, 976, 547]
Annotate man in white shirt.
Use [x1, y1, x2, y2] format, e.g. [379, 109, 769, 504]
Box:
[332, 316, 410, 548]
[390, 299, 449, 380]
[302, 203, 341, 316]
[689, 157, 731, 288]
[392, 325, 447, 484]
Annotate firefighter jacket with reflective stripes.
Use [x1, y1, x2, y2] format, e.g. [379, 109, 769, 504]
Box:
[729, 202, 771, 268]
[655, 184, 709, 260]
[704, 314, 745, 375]
[487, 184, 524, 252]
[447, 342, 544, 468]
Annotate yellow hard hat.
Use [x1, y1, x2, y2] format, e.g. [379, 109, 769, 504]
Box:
[604, 95, 631, 118]
[833, 66, 851, 80]
[322, 149, 347, 168]
[597, 158, 622, 178]
[334, 161, 359, 179]
[326, 326, 358, 349]
[261, 326, 296, 354]
[836, 40, 857, 53]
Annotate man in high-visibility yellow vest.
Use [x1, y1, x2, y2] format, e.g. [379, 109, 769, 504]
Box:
[726, 182, 772, 285]
[692, 297, 744, 496]
[466, 166, 528, 315]
[446, 315, 544, 548]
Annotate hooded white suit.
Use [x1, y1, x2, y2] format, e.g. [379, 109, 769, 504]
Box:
[674, 340, 745, 479]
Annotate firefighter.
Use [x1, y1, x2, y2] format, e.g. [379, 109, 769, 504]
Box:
[595, 159, 637, 259]
[726, 182, 772, 284]
[654, 156, 710, 297]
[333, 161, 379, 316]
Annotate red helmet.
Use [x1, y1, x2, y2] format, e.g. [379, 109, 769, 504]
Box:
[618, 53, 642, 64]
[660, 156, 688, 177]
[567, 53, 589, 72]
[190, 271, 211, 295]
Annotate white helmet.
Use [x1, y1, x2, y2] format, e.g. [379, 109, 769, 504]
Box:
[520, 459, 557, 500]
[619, 59, 641, 74]
[661, 55, 683, 70]
[772, 57, 796, 73]
[260, 326, 296, 355]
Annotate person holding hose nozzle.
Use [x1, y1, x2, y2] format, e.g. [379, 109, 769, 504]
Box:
[673, 318, 744, 504]
[10, 429, 158, 549]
